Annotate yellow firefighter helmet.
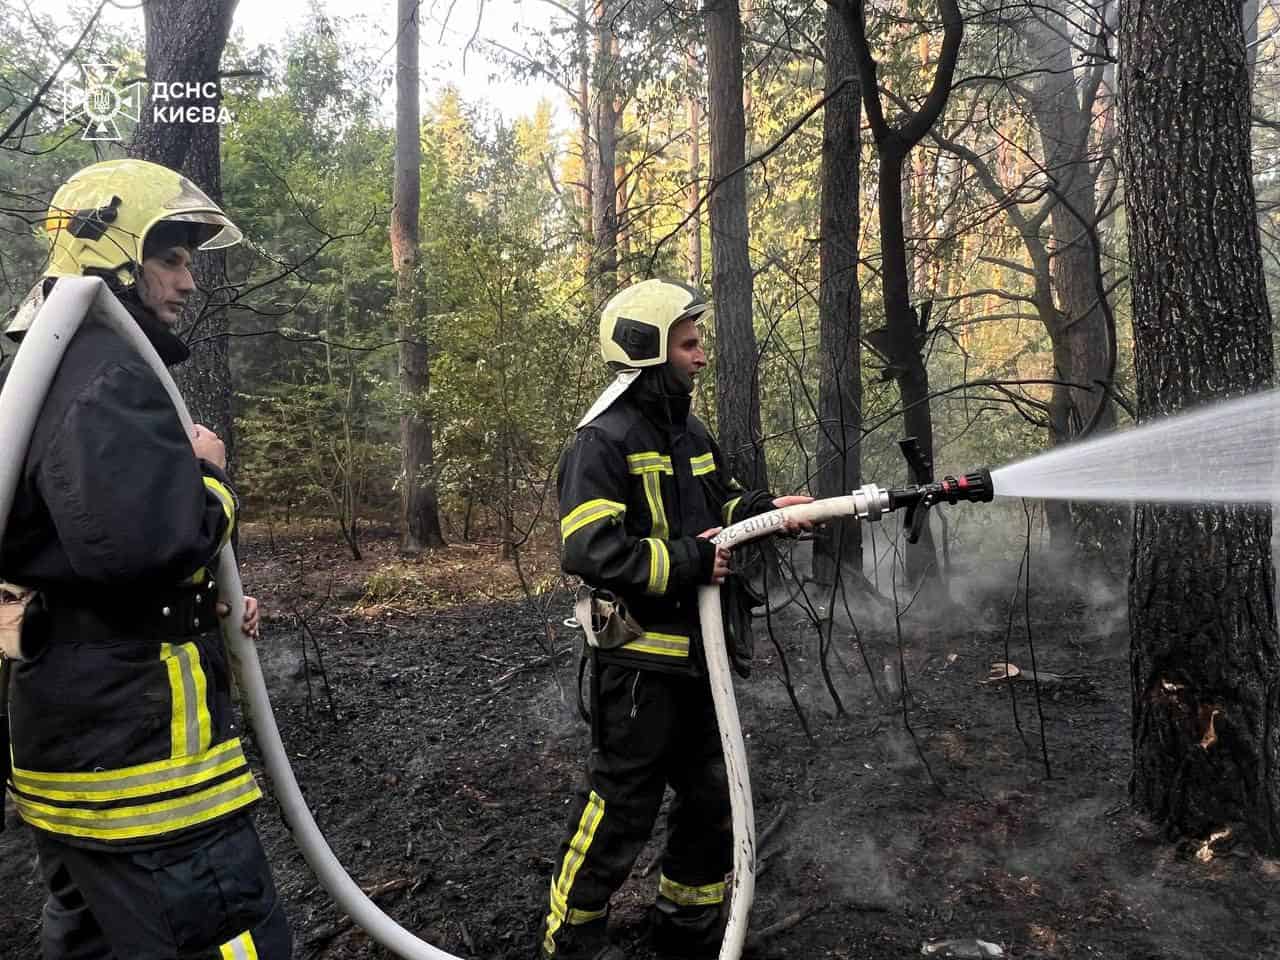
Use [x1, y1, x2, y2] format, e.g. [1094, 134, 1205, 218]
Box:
[598, 278, 711, 369]
[42, 158, 242, 285]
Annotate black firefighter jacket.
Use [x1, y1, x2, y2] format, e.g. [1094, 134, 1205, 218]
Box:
[0, 295, 257, 850]
[558, 381, 774, 675]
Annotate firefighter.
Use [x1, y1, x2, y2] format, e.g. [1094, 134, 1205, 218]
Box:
[538, 278, 811, 959]
[0, 158, 290, 960]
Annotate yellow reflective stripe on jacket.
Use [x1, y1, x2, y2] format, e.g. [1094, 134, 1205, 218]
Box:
[658, 872, 727, 906]
[219, 929, 260, 960]
[161, 641, 213, 759]
[640, 473, 669, 539]
[643, 538, 670, 596]
[723, 496, 742, 525]
[620, 631, 690, 658]
[561, 499, 627, 541]
[544, 790, 606, 954]
[626, 451, 673, 540]
[625, 452, 673, 474]
[12, 771, 262, 842]
[11, 738, 250, 803]
[203, 476, 236, 550]
[690, 452, 716, 476]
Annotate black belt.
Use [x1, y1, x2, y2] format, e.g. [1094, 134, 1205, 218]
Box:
[42, 578, 222, 640]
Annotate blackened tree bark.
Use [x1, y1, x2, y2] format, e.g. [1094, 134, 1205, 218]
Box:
[813, 6, 862, 586]
[130, 0, 238, 472]
[834, 0, 962, 592]
[393, 0, 444, 551]
[705, 0, 767, 489]
[1120, 0, 1280, 852]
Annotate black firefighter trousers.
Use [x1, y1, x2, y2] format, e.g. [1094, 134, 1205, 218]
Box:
[541, 662, 732, 956]
[33, 813, 291, 960]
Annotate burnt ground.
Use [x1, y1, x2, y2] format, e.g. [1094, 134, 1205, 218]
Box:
[3, 523, 1280, 960]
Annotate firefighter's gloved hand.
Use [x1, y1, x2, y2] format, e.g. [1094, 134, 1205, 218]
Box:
[772, 494, 815, 535]
[697, 527, 731, 584]
[216, 595, 260, 639]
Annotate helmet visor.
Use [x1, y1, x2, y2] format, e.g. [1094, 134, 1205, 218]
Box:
[161, 211, 243, 250]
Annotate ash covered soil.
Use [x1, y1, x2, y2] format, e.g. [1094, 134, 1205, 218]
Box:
[4, 525, 1279, 959]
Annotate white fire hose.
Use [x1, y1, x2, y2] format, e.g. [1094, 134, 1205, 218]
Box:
[703, 488, 890, 960]
[0, 278, 463, 960]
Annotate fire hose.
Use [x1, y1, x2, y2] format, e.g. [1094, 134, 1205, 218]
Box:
[702, 466, 993, 960]
[0, 278, 463, 960]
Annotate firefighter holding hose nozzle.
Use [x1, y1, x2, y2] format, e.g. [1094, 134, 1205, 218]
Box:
[537, 278, 811, 960]
[0, 159, 290, 960]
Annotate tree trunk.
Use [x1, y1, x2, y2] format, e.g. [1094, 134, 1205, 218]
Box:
[130, 0, 238, 473]
[393, 0, 444, 552]
[705, 0, 767, 489]
[839, 0, 962, 597]
[1024, 0, 1122, 559]
[576, 0, 594, 259]
[1120, 0, 1280, 852]
[590, 0, 619, 297]
[687, 51, 703, 284]
[813, 5, 862, 586]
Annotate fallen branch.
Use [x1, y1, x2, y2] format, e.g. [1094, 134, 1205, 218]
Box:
[757, 802, 792, 853]
[487, 648, 572, 689]
[745, 901, 827, 951]
[361, 877, 414, 900]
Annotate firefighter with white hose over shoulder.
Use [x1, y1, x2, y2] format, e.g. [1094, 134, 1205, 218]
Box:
[537, 278, 811, 960]
[0, 159, 290, 959]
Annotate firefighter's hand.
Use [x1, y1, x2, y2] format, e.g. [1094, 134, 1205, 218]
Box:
[773, 495, 815, 535]
[698, 527, 731, 585]
[216, 595, 261, 639]
[191, 424, 226, 470]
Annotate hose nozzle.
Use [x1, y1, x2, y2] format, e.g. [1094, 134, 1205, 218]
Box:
[886, 468, 994, 543]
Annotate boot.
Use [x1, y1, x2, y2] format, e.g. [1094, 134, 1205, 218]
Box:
[536, 915, 628, 960]
[648, 897, 724, 958]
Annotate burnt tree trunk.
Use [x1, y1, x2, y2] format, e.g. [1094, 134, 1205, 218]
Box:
[813, 6, 863, 586]
[393, 0, 444, 551]
[705, 0, 767, 489]
[130, 0, 237, 472]
[838, 0, 962, 594]
[1120, 0, 1280, 852]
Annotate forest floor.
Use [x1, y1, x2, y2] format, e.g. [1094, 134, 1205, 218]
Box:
[3, 522, 1279, 960]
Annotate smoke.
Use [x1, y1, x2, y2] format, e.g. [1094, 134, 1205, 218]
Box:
[784, 805, 912, 908]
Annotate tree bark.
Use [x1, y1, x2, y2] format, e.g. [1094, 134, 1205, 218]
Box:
[393, 0, 445, 552]
[1023, 1, 1122, 558]
[576, 0, 594, 256]
[130, 0, 238, 473]
[705, 0, 767, 489]
[838, 0, 962, 593]
[687, 51, 704, 285]
[1120, 0, 1280, 852]
[813, 5, 863, 586]
[590, 0, 619, 297]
